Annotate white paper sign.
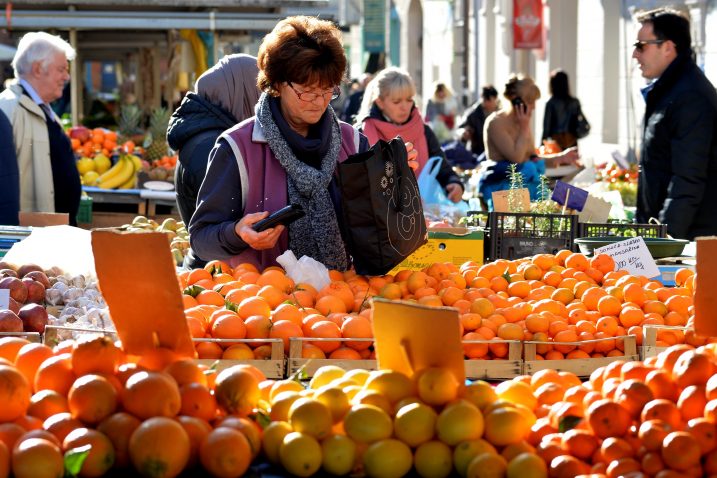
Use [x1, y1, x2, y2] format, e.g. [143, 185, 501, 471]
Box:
[0, 289, 9, 310]
[595, 236, 660, 278]
[578, 196, 612, 224]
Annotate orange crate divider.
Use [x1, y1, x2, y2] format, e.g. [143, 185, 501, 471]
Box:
[287, 337, 376, 378]
[0, 331, 41, 343]
[641, 325, 690, 359]
[462, 339, 523, 380]
[193, 337, 285, 379]
[42, 325, 117, 347]
[523, 335, 638, 377]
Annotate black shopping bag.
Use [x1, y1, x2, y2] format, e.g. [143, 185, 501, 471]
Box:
[337, 137, 427, 275]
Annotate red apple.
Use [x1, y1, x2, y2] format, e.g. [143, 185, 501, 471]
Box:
[0, 261, 17, 271]
[0, 276, 28, 303]
[21, 278, 46, 304]
[24, 271, 50, 289]
[7, 298, 20, 315]
[69, 126, 91, 143]
[18, 303, 48, 333]
[0, 309, 23, 332]
[0, 269, 17, 278]
[17, 263, 43, 278]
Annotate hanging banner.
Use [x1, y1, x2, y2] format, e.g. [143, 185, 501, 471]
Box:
[513, 0, 543, 49]
[363, 0, 386, 53]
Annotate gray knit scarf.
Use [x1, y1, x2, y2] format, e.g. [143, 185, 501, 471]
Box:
[255, 93, 349, 271]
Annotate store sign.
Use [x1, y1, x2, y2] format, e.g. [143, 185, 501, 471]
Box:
[513, 0, 543, 49]
[363, 0, 386, 53]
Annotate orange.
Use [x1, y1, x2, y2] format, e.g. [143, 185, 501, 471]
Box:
[237, 296, 271, 319]
[34, 354, 76, 396]
[27, 390, 68, 421]
[673, 350, 714, 389]
[661, 431, 701, 471]
[269, 320, 303, 353]
[13, 343, 53, 389]
[122, 371, 181, 419]
[129, 417, 190, 478]
[677, 385, 707, 422]
[587, 399, 631, 438]
[211, 314, 247, 340]
[0, 365, 30, 422]
[614, 379, 654, 419]
[11, 437, 64, 478]
[0, 423, 25, 450]
[179, 383, 217, 422]
[213, 366, 260, 417]
[641, 399, 681, 429]
[96, 412, 141, 468]
[67, 374, 118, 425]
[195, 341, 223, 360]
[565, 253, 589, 271]
[42, 412, 83, 443]
[645, 370, 679, 402]
[164, 359, 207, 388]
[0, 337, 31, 362]
[685, 417, 717, 455]
[199, 426, 252, 477]
[308, 320, 342, 353]
[62, 427, 115, 477]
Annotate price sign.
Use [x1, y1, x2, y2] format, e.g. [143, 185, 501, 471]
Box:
[0, 289, 9, 309]
[595, 236, 660, 278]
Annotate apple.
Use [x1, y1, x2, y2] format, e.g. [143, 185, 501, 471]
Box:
[0, 309, 23, 332]
[17, 263, 43, 278]
[0, 276, 28, 303]
[24, 271, 50, 289]
[0, 269, 17, 278]
[18, 303, 48, 333]
[7, 298, 20, 315]
[0, 261, 17, 271]
[69, 126, 91, 143]
[21, 278, 46, 304]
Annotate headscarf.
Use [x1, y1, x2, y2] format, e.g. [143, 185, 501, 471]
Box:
[194, 54, 261, 123]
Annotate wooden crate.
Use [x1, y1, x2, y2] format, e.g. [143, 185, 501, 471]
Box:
[194, 338, 285, 379]
[524, 335, 638, 377]
[288, 338, 376, 378]
[0, 331, 41, 343]
[642, 325, 690, 359]
[43, 325, 117, 347]
[463, 339, 523, 380]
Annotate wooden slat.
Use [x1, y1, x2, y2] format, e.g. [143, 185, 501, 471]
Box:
[523, 336, 639, 377]
[193, 338, 285, 379]
[42, 325, 116, 347]
[463, 340, 523, 380]
[287, 338, 376, 378]
[641, 325, 690, 359]
[0, 331, 41, 343]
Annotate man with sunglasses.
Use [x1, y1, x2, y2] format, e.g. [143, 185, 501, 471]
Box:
[633, 8, 717, 239]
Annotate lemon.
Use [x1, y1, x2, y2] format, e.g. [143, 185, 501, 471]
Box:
[76, 157, 95, 174]
[269, 391, 301, 422]
[436, 399, 484, 446]
[309, 365, 346, 389]
[414, 440, 453, 478]
[270, 379, 305, 402]
[314, 386, 350, 423]
[343, 404, 393, 444]
[93, 154, 111, 174]
[343, 368, 371, 386]
[321, 434, 356, 476]
[288, 397, 333, 440]
[328, 377, 359, 389]
[279, 432, 322, 477]
[393, 402, 437, 447]
[393, 395, 423, 415]
[342, 385, 363, 400]
[466, 452, 507, 478]
[483, 407, 529, 447]
[453, 439, 498, 477]
[363, 369, 415, 404]
[461, 380, 498, 411]
[415, 367, 460, 406]
[261, 421, 292, 463]
[352, 389, 393, 415]
[495, 380, 537, 410]
[82, 170, 100, 186]
[506, 452, 547, 478]
[363, 438, 413, 478]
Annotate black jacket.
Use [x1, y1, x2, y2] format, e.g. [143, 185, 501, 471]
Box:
[0, 109, 19, 225]
[636, 54, 717, 240]
[459, 101, 489, 155]
[167, 92, 238, 226]
[542, 96, 581, 143]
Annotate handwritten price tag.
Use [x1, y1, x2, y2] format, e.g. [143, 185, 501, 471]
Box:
[0, 289, 9, 309]
[595, 237, 660, 278]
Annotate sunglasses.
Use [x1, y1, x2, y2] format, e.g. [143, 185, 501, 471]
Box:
[633, 39, 665, 52]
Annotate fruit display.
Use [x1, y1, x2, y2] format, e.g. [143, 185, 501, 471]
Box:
[119, 216, 189, 266]
[0, 263, 61, 334]
[595, 163, 639, 207]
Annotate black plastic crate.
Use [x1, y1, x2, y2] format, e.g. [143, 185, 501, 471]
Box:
[489, 212, 577, 260]
[577, 221, 667, 239]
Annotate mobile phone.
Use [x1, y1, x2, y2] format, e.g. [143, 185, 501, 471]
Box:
[252, 204, 305, 232]
[511, 96, 525, 109]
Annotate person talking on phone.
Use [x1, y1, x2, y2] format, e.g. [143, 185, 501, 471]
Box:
[189, 16, 418, 271]
[478, 74, 579, 210]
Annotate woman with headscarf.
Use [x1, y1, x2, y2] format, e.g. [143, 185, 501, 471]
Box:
[188, 16, 418, 271]
[167, 53, 261, 226]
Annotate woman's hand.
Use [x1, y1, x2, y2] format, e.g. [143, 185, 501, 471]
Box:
[445, 183, 464, 203]
[235, 211, 285, 250]
[405, 141, 419, 171]
[515, 103, 531, 132]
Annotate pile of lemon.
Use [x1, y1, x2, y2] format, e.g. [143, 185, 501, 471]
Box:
[260, 365, 547, 478]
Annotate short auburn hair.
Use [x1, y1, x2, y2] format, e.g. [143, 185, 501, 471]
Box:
[257, 16, 346, 95]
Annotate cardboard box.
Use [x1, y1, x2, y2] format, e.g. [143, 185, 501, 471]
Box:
[390, 227, 484, 273]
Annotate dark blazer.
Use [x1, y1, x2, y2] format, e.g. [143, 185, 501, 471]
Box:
[0, 109, 19, 225]
[636, 54, 717, 239]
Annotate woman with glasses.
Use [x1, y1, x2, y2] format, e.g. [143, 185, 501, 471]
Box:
[189, 16, 403, 271]
[357, 67, 465, 203]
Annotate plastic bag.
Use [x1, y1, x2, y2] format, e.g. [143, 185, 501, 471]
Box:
[418, 156, 469, 214]
[276, 250, 330, 292]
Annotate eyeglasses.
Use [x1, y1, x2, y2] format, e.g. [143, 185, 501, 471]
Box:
[288, 83, 341, 102]
[633, 39, 665, 52]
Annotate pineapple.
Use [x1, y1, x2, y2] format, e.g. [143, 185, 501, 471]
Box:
[117, 104, 144, 145]
[145, 107, 171, 162]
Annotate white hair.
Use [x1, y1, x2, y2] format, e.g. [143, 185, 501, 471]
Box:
[12, 32, 76, 79]
[356, 67, 416, 123]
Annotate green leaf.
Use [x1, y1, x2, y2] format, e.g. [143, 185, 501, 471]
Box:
[64, 445, 91, 477]
[251, 410, 272, 430]
[501, 270, 512, 284]
[183, 284, 205, 298]
[558, 415, 583, 433]
[224, 300, 238, 312]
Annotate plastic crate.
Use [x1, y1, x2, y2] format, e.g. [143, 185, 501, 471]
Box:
[577, 221, 667, 239]
[489, 212, 577, 260]
[77, 196, 93, 224]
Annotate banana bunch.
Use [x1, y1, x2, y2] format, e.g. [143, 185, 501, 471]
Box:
[95, 154, 141, 189]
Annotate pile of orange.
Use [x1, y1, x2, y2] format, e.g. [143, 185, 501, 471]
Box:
[178, 251, 704, 362]
[69, 128, 118, 159]
[152, 155, 178, 169]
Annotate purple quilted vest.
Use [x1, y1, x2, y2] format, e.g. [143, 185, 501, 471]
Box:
[221, 118, 359, 270]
